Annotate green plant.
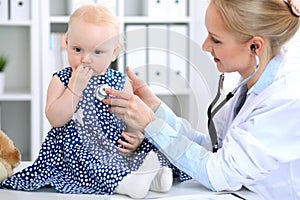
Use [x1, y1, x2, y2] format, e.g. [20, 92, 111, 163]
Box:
[0, 55, 8, 72]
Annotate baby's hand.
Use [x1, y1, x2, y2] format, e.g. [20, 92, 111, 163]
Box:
[116, 131, 144, 156]
[69, 65, 93, 95]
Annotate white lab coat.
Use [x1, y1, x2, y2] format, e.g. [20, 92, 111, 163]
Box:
[145, 53, 300, 200]
[207, 54, 300, 199]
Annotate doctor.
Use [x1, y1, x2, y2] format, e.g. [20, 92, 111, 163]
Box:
[103, 0, 300, 199]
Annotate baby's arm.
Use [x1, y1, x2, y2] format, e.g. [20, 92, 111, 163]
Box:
[45, 66, 93, 127]
[45, 75, 80, 127]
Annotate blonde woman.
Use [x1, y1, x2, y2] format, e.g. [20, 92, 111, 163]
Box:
[104, 0, 300, 199]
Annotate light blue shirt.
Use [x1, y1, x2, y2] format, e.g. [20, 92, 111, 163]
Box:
[144, 53, 300, 200]
[252, 54, 281, 95]
[145, 103, 214, 190]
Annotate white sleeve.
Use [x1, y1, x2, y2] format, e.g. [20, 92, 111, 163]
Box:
[207, 97, 300, 191]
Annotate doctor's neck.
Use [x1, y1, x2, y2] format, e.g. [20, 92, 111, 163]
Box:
[245, 52, 272, 89]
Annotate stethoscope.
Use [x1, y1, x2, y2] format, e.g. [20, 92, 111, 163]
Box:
[95, 84, 110, 101]
[207, 45, 260, 152]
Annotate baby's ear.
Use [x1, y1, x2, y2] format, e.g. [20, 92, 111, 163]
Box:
[111, 47, 119, 62]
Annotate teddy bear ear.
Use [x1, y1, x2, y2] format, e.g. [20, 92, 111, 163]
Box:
[5, 148, 21, 168]
[0, 130, 21, 168]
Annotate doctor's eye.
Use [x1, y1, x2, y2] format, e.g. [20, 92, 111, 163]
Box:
[211, 36, 221, 44]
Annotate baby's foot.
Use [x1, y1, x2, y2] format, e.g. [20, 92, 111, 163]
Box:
[115, 151, 160, 199]
[150, 166, 173, 193]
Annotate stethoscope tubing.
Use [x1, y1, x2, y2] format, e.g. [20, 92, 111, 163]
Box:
[208, 54, 260, 152]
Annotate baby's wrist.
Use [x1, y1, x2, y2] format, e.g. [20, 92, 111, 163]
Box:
[66, 86, 82, 98]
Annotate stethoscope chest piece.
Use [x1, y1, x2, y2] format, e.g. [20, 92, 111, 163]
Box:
[95, 84, 110, 101]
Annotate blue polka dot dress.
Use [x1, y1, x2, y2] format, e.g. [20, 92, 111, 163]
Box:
[0, 67, 191, 195]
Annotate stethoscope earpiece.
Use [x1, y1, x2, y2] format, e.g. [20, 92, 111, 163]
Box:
[250, 44, 257, 52]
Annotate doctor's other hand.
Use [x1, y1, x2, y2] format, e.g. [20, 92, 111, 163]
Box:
[116, 131, 144, 156]
[126, 66, 161, 112]
[103, 88, 156, 132]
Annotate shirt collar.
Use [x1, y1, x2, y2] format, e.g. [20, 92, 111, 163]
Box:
[251, 54, 284, 95]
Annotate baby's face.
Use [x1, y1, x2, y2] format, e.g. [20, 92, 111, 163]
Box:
[66, 20, 118, 75]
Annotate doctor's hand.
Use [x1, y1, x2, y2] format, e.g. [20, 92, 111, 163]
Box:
[116, 131, 144, 156]
[126, 66, 161, 112]
[103, 88, 156, 132]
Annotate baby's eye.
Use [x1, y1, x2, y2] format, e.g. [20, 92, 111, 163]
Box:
[74, 47, 81, 53]
[94, 50, 102, 55]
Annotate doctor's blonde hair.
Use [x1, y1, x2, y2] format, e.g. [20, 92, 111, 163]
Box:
[212, 0, 300, 56]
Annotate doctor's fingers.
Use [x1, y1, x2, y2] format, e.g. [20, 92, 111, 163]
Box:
[109, 106, 141, 126]
[111, 107, 152, 131]
[123, 131, 145, 140]
[107, 95, 150, 118]
[126, 66, 147, 92]
[105, 88, 133, 100]
[107, 99, 135, 123]
[105, 97, 130, 110]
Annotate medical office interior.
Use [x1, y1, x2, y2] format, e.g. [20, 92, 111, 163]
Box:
[0, 0, 299, 168]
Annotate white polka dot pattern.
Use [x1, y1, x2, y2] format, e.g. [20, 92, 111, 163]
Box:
[0, 67, 191, 194]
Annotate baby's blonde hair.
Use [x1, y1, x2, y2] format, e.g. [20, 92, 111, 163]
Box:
[66, 4, 122, 51]
[212, 0, 300, 56]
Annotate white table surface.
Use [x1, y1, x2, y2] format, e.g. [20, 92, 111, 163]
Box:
[0, 162, 263, 200]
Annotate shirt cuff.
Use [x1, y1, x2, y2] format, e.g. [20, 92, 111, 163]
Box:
[145, 118, 215, 191]
[154, 102, 177, 120]
[153, 102, 207, 146]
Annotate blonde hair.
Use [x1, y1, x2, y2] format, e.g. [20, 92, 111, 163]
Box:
[212, 0, 300, 56]
[67, 4, 122, 51]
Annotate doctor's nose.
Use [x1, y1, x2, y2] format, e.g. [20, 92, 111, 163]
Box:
[202, 37, 212, 53]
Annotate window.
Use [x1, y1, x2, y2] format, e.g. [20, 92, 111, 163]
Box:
[285, 30, 300, 66]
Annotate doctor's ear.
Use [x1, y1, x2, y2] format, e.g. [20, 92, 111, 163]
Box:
[250, 44, 257, 52]
[249, 37, 264, 54]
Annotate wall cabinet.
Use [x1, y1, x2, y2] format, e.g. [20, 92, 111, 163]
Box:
[0, 0, 41, 161]
[0, 0, 217, 161]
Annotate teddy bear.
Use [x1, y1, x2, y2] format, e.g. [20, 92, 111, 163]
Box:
[0, 130, 21, 182]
